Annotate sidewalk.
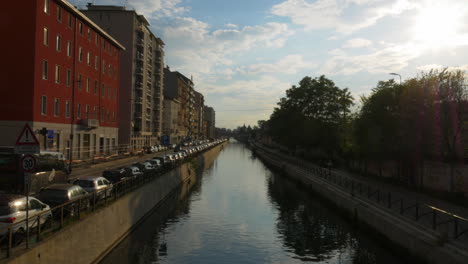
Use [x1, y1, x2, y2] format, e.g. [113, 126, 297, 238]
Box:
[255, 142, 468, 219]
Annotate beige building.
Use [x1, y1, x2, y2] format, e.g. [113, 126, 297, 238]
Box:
[163, 67, 194, 143]
[82, 4, 165, 151]
[162, 98, 180, 144]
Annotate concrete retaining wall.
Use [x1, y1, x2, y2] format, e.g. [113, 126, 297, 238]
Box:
[255, 148, 468, 264]
[6, 142, 227, 264]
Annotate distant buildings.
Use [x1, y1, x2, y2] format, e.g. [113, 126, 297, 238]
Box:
[204, 106, 216, 139]
[81, 4, 165, 151]
[0, 1, 216, 157]
[0, 0, 124, 159]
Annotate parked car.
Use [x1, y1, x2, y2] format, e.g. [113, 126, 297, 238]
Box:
[38, 184, 89, 217]
[72, 176, 113, 200]
[146, 159, 162, 170]
[0, 194, 52, 244]
[102, 169, 132, 183]
[132, 162, 147, 173]
[142, 162, 157, 174]
[127, 166, 144, 177]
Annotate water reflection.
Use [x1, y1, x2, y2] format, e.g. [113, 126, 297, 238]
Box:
[101, 140, 408, 264]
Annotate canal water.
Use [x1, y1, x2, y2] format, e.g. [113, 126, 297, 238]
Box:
[101, 140, 407, 264]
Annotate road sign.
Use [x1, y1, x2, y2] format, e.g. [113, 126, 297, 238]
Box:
[15, 124, 40, 154]
[21, 155, 37, 173]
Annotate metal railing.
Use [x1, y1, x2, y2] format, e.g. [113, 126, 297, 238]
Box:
[253, 142, 468, 246]
[0, 140, 226, 260]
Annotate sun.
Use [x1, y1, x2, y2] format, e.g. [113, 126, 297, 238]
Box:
[411, 2, 463, 50]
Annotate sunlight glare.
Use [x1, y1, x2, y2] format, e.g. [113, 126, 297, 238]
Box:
[412, 2, 462, 50]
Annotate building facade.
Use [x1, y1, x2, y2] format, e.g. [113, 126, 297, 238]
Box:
[0, 0, 123, 159]
[81, 4, 165, 151]
[162, 98, 180, 144]
[204, 106, 216, 139]
[163, 67, 194, 143]
[193, 91, 205, 140]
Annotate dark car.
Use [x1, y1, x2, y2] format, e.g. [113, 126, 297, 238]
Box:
[38, 184, 89, 217]
[102, 169, 131, 183]
[131, 162, 147, 173]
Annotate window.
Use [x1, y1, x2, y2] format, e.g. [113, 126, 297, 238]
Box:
[67, 41, 72, 57]
[102, 60, 105, 73]
[44, 0, 49, 14]
[56, 35, 61, 51]
[78, 74, 82, 89]
[101, 107, 105, 121]
[43, 27, 49, 46]
[108, 86, 111, 98]
[94, 80, 98, 94]
[66, 69, 71, 86]
[78, 47, 83, 62]
[95, 35, 98, 45]
[65, 101, 70, 118]
[54, 98, 59, 116]
[87, 52, 90, 66]
[86, 78, 90, 92]
[101, 84, 105, 97]
[78, 23, 83, 35]
[87, 29, 91, 40]
[68, 14, 72, 28]
[94, 56, 98, 69]
[42, 60, 48, 80]
[113, 112, 116, 121]
[85, 105, 90, 119]
[77, 104, 81, 119]
[55, 65, 60, 84]
[57, 6, 62, 22]
[114, 88, 117, 100]
[93, 106, 97, 119]
[108, 64, 111, 76]
[107, 110, 110, 121]
[41, 96, 47, 115]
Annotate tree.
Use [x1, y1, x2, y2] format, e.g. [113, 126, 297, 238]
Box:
[268, 75, 354, 159]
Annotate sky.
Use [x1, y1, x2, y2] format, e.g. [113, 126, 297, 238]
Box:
[70, 0, 468, 129]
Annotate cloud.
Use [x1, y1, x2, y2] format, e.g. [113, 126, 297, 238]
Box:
[417, 64, 468, 72]
[321, 42, 421, 75]
[342, 38, 373, 48]
[243, 54, 316, 75]
[160, 17, 293, 78]
[271, 0, 417, 34]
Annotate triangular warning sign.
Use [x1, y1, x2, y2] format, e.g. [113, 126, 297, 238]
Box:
[15, 124, 39, 146]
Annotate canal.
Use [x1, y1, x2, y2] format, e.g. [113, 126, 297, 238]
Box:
[101, 140, 408, 264]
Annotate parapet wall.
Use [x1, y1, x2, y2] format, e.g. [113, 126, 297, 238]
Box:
[6, 142, 227, 264]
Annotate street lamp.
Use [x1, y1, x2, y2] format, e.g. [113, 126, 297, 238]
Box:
[389, 72, 402, 85]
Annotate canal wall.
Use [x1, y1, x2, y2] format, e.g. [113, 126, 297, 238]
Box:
[253, 146, 468, 264]
[6, 142, 227, 264]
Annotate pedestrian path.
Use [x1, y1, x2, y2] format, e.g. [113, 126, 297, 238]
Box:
[253, 141, 468, 246]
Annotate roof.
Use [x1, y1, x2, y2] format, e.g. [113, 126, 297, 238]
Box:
[58, 0, 125, 50]
[43, 184, 76, 190]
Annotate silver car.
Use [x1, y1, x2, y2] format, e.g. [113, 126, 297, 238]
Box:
[0, 194, 52, 242]
[73, 176, 113, 199]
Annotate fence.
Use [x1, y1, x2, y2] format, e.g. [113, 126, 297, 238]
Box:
[0, 140, 225, 260]
[252, 142, 468, 247]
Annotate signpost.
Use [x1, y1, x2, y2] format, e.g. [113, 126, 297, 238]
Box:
[14, 124, 39, 248]
[14, 124, 40, 155]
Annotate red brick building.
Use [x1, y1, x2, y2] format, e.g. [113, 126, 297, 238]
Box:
[0, 0, 124, 159]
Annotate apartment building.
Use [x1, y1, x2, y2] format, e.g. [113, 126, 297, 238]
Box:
[193, 91, 205, 140]
[81, 4, 165, 150]
[0, 0, 124, 159]
[163, 67, 195, 143]
[204, 106, 216, 139]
